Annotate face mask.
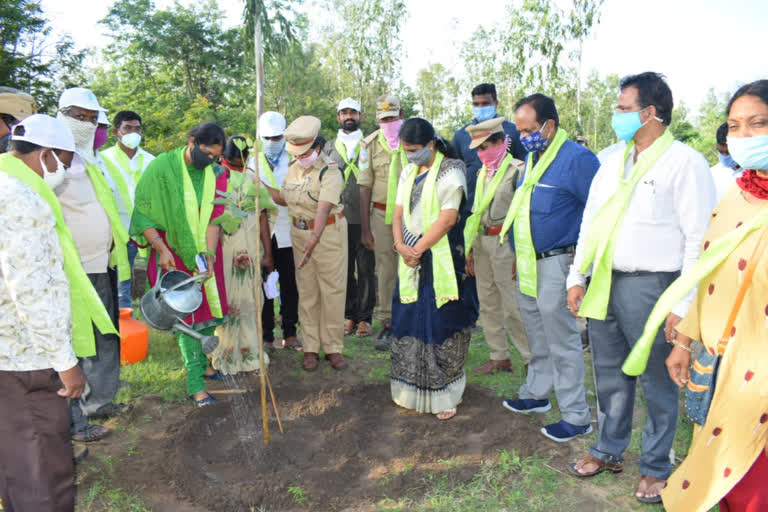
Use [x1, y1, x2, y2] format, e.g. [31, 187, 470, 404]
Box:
[121, 132, 142, 149]
[0, 133, 10, 153]
[520, 120, 551, 153]
[190, 144, 214, 168]
[718, 152, 739, 170]
[405, 145, 433, 167]
[380, 119, 403, 150]
[93, 127, 108, 151]
[610, 107, 662, 142]
[41, 150, 67, 190]
[477, 141, 507, 171]
[262, 137, 285, 161]
[727, 134, 768, 171]
[472, 105, 496, 122]
[297, 149, 320, 168]
[59, 114, 97, 152]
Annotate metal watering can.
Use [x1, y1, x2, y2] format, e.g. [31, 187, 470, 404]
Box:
[140, 270, 220, 354]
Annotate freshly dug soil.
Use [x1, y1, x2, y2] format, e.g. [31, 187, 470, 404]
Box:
[163, 375, 574, 512]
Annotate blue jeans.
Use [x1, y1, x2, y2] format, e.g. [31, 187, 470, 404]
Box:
[588, 271, 679, 479]
[118, 242, 139, 308]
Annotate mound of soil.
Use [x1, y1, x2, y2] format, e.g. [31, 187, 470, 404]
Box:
[163, 376, 575, 512]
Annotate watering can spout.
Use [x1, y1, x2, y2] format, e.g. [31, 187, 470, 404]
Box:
[173, 322, 220, 354]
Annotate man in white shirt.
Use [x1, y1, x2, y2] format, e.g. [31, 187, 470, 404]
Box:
[101, 110, 155, 308]
[56, 87, 131, 443]
[255, 111, 300, 350]
[325, 98, 376, 337]
[711, 122, 743, 202]
[565, 72, 715, 503]
[0, 115, 86, 512]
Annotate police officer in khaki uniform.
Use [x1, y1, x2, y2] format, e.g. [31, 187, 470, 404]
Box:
[266, 116, 349, 371]
[464, 118, 531, 374]
[359, 94, 408, 350]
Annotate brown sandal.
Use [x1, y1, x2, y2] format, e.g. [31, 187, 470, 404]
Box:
[344, 319, 356, 335]
[635, 475, 665, 504]
[355, 321, 371, 337]
[567, 454, 623, 478]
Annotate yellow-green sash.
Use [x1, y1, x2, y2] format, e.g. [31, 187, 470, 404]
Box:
[398, 152, 459, 308]
[101, 154, 133, 214]
[179, 150, 222, 318]
[83, 160, 130, 280]
[464, 154, 514, 254]
[258, 151, 280, 189]
[578, 129, 674, 320]
[377, 130, 408, 225]
[113, 146, 144, 182]
[334, 137, 361, 184]
[0, 153, 118, 357]
[499, 128, 569, 297]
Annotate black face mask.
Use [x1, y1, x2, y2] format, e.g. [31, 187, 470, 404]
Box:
[0, 133, 10, 153]
[190, 144, 214, 168]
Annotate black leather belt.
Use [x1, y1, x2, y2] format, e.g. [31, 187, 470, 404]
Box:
[535, 244, 576, 260]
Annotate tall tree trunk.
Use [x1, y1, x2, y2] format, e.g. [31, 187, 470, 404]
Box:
[576, 39, 583, 134]
[255, 18, 265, 136]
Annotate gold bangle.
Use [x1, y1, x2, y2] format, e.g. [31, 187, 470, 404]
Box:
[672, 339, 693, 353]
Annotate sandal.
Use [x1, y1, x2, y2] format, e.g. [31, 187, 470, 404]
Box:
[635, 475, 665, 504]
[344, 319, 356, 335]
[90, 402, 133, 419]
[567, 454, 624, 478]
[71, 423, 111, 443]
[203, 370, 226, 381]
[436, 408, 457, 420]
[355, 321, 371, 337]
[282, 336, 303, 352]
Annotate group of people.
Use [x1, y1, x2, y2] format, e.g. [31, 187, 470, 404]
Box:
[1, 71, 766, 512]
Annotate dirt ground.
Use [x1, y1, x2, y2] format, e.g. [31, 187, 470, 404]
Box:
[76, 350, 630, 512]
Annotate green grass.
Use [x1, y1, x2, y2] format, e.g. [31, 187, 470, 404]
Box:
[115, 328, 187, 403]
[77, 455, 151, 512]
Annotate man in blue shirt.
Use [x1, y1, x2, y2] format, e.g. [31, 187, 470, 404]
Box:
[501, 93, 600, 443]
[452, 83, 527, 217]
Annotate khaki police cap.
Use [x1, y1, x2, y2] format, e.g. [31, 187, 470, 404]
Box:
[284, 115, 321, 156]
[466, 117, 505, 149]
[0, 89, 37, 122]
[375, 94, 401, 121]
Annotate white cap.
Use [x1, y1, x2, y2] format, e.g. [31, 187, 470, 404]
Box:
[11, 114, 76, 152]
[337, 97, 361, 113]
[58, 87, 106, 112]
[97, 110, 110, 126]
[258, 111, 286, 138]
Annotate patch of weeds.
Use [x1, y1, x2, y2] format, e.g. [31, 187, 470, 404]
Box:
[78, 477, 151, 512]
[288, 485, 309, 504]
[377, 496, 414, 511]
[116, 329, 187, 403]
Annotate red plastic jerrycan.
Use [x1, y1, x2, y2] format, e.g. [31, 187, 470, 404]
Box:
[119, 308, 149, 365]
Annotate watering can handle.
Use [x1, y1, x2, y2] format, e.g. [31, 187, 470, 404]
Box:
[158, 273, 209, 298]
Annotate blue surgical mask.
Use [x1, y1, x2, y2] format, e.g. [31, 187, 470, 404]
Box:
[262, 137, 285, 163]
[727, 134, 768, 171]
[472, 105, 496, 122]
[718, 152, 739, 170]
[520, 121, 550, 153]
[611, 107, 661, 142]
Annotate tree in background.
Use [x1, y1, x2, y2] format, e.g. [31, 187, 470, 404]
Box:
[0, 0, 88, 112]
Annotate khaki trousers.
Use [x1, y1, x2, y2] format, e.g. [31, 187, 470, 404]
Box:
[292, 218, 348, 354]
[370, 207, 397, 323]
[474, 234, 531, 363]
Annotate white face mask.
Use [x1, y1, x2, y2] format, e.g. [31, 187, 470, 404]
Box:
[121, 132, 142, 149]
[41, 150, 67, 190]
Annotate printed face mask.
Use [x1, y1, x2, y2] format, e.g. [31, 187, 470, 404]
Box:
[520, 120, 551, 153]
[262, 137, 285, 161]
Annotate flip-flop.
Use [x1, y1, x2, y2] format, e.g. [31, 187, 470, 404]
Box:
[567, 455, 623, 478]
[282, 338, 303, 352]
[203, 370, 225, 381]
[635, 475, 665, 504]
[436, 408, 457, 420]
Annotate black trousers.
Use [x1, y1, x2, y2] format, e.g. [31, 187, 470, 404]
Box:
[345, 224, 376, 323]
[262, 235, 299, 342]
[0, 369, 75, 512]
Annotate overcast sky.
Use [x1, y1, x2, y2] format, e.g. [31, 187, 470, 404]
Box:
[41, 0, 768, 116]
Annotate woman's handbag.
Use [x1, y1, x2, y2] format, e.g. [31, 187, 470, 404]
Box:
[685, 227, 768, 425]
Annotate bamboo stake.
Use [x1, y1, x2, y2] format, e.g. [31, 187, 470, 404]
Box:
[264, 369, 284, 433]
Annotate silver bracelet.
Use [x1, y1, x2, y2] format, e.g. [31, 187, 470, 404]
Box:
[672, 339, 693, 353]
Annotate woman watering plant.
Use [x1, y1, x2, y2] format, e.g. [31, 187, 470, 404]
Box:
[130, 122, 229, 407]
